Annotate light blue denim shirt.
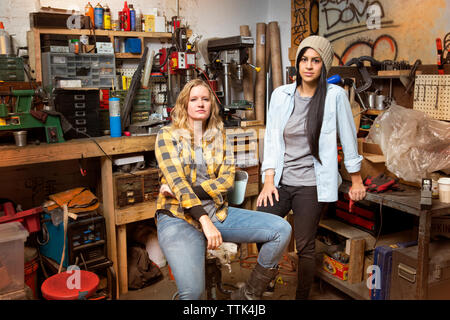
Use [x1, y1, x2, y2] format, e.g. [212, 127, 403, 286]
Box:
[261, 82, 363, 202]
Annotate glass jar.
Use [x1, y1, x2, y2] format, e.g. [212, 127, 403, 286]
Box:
[69, 39, 80, 54]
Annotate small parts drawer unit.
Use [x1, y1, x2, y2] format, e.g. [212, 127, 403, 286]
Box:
[54, 89, 101, 139]
[114, 168, 160, 208]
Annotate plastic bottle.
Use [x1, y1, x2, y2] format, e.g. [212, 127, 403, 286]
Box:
[122, 1, 131, 31]
[94, 3, 104, 30]
[129, 4, 136, 31]
[109, 97, 122, 137]
[85, 2, 95, 29]
[0, 22, 11, 55]
[103, 4, 111, 30]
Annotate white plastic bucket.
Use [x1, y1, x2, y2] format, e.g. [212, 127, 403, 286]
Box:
[438, 177, 450, 203]
[227, 170, 248, 206]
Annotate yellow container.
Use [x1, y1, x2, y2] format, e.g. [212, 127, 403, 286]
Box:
[143, 15, 155, 32]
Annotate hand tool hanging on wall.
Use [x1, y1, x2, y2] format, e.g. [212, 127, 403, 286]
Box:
[121, 46, 148, 131]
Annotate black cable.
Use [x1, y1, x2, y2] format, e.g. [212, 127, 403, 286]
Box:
[372, 200, 383, 250]
[73, 125, 141, 177]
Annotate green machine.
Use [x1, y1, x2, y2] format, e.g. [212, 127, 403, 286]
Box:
[0, 89, 64, 143]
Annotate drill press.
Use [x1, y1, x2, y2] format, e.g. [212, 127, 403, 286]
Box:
[0, 89, 64, 143]
[207, 36, 259, 127]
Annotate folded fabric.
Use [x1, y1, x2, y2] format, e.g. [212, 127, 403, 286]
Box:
[47, 187, 99, 213]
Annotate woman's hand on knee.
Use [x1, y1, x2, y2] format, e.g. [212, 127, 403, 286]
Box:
[257, 184, 279, 207]
[199, 215, 223, 250]
[160, 184, 175, 198]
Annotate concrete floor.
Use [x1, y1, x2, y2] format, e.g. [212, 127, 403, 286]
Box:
[119, 256, 351, 300]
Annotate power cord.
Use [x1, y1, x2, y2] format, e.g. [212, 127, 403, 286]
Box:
[372, 200, 384, 250]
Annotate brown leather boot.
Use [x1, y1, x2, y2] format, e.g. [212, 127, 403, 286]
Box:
[231, 263, 278, 300]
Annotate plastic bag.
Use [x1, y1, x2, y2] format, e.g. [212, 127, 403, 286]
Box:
[366, 103, 450, 183]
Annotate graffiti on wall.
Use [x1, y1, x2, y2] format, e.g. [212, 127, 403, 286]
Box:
[334, 34, 398, 65]
[319, 0, 400, 65]
[292, 0, 319, 46]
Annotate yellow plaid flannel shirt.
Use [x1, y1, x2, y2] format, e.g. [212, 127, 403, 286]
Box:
[155, 125, 235, 229]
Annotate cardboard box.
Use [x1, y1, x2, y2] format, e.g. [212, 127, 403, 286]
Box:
[323, 253, 349, 281]
[340, 139, 389, 181]
[144, 15, 155, 32]
[154, 16, 166, 32]
[96, 42, 114, 54]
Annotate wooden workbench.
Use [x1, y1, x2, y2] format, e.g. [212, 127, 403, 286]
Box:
[0, 125, 265, 298]
[320, 181, 450, 300]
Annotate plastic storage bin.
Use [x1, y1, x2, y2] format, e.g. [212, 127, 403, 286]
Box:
[0, 221, 29, 295]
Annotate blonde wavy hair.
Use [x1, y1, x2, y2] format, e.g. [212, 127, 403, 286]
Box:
[171, 79, 223, 136]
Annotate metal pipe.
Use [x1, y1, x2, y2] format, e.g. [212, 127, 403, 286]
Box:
[223, 63, 231, 106]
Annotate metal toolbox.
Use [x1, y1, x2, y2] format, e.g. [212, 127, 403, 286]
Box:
[390, 240, 450, 300]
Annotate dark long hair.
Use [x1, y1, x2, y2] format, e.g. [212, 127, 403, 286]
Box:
[295, 47, 328, 164]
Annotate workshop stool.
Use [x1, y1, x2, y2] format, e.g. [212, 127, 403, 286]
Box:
[41, 270, 99, 300]
[205, 170, 249, 299]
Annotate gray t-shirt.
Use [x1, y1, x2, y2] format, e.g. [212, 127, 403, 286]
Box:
[280, 91, 316, 186]
[193, 146, 217, 219]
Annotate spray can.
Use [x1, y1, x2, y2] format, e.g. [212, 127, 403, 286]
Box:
[103, 4, 111, 30]
[122, 1, 131, 31]
[135, 9, 141, 32]
[0, 22, 11, 55]
[119, 11, 124, 31]
[85, 2, 95, 28]
[129, 4, 136, 31]
[109, 97, 122, 137]
[94, 3, 104, 29]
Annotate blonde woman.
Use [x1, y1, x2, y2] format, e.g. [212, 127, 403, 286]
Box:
[155, 79, 291, 300]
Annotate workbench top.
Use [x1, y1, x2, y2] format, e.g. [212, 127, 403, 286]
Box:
[339, 180, 450, 216]
[0, 134, 157, 168]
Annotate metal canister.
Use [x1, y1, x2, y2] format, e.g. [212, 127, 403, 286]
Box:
[375, 94, 385, 110]
[94, 3, 104, 30]
[103, 4, 111, 30]
[368, 92, 376, 109]
[109, 97, 121, 137]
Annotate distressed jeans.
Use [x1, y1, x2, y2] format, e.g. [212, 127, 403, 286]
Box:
[156, 206, 292, 300]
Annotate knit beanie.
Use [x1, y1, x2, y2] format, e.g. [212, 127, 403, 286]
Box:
[295, 35, 334, 73]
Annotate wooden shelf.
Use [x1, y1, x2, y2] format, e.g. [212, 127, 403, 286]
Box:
[32, 28, 172, 39]
[364, 109, 384, 116]
[28, 28, 172, 82]
[115, 52, 144, 59]
[115, 200, 157, 226]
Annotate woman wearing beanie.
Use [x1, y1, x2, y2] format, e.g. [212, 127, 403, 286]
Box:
[256, 35, 366, 299]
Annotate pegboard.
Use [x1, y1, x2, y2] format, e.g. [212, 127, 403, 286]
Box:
[413, 75, 450, 121]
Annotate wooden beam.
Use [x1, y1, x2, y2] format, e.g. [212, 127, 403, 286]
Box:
[348, 238, 365, 284]
[100, 155, 119, 297]
[117, 224, 128, 295]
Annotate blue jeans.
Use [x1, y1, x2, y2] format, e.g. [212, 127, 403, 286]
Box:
[156, 206, 292, 300]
